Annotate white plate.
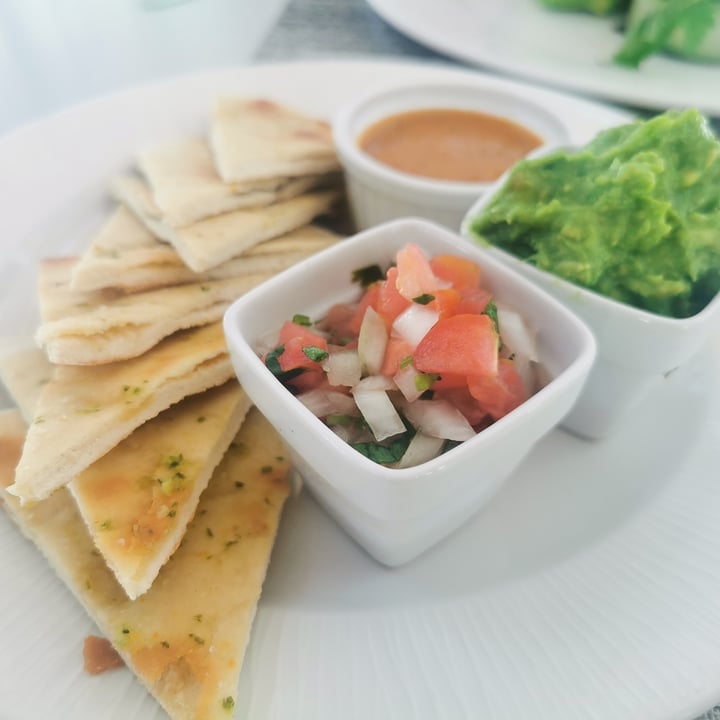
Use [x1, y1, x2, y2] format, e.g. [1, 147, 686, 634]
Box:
[366, 0, 720, 115]
[0, 59, 718, 720]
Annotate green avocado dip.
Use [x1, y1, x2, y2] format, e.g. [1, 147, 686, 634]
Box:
[468, 109, 720, 318]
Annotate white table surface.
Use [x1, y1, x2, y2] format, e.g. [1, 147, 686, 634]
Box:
[2, 1, 720, 718]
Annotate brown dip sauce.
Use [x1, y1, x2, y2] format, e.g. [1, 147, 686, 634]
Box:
[358, 108, 543, 183]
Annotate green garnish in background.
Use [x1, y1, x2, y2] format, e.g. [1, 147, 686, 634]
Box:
[539, 0, 628, 14]
[538, 0, 719, 66]
[615, 0, 718, 67]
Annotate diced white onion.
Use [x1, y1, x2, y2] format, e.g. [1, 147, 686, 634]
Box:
[354, 374, 397, 392]
[513, 355, 538, 396]
[396, 432, 446, 468]
[391, 305, 439, 348]
[402, 398, 476, 441]
[497, 305, 538, 362]
[330, 422, 371, 445]
[297, 388, 356, 417]
[322, 350, 362, 387]
[358, 306, 388, 376]
[352, 388, 406, 441]
[393, 363, 424, 403]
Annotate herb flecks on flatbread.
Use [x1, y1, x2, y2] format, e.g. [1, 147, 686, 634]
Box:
[8, 322, 233, 504]
[0, 407, 291, 720]
[0, 348, 252, 600]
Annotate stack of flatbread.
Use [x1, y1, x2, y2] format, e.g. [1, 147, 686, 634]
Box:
[0, 98, 345, 719]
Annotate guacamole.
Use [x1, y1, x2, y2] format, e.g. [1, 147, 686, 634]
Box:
[468, 109, 720, 318]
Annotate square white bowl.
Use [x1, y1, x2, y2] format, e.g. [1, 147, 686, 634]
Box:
[223, 218, 596, 565]
[461, 151, 720, 440]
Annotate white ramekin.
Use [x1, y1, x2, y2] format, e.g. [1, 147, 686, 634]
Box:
[332, 81, 570, 231]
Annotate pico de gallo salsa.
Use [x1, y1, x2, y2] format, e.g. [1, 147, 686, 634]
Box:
[261, 243, 540, 467]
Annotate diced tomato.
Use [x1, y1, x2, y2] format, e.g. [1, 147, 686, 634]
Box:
[413, 314, 499, 377]
[274, 323, 329, 374]
[467, 358, 527, 420]
[434, 386, 489, 427]
[431, 372, 467, 390]
[348, 283, 381, 334]
[276, 337, 327, 372]
[278, 320, 329, 349]
[455, 287, 493, 315]
[429, 254, 482, 290]
[287, 368, 326, 393]
[427, 288, 462, 319]
[395, 243, 438, 300]
[380, 336, 414, 377]
[320, 303, 356, 344]
[375, 267, 411, 329]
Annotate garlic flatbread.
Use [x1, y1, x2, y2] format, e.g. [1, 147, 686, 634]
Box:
[0, 344, 52, 424]
[36, 256, 271, 365]
[8, 322, 233, 504]
[0, 407, 291, 720]
[139, 136, 330, 227]
[0, 347, 251, 599]
[70, 206, 340, 293]
[114, 174, 339, 273]
[210, 97, 340, 183]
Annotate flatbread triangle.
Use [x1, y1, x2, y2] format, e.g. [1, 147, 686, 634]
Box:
[113, 175, 339, 273]
[36, 256, 273, 365]
[70, 205, 340, 294]
[209, 97, 340, 183]
[0, 344, 253, 600]
[0, 406, 291, 720]
[138, 135, 332, 227]
[8, 322, 233, 503]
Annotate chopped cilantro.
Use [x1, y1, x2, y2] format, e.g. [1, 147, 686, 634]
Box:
[292, 313, 312, 326]
[264, 345, 305, 385]
[351, 419, 416, 465]
[414, 373, 440, 392]
[483, 299, 499, 333]
[352, 263, 384, 287]
[412, 293, 435, 305]
[302, 345, 329, 362]
[264, 345, 285, 375]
